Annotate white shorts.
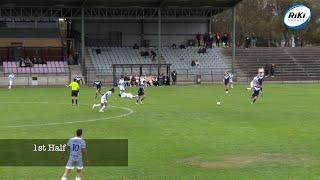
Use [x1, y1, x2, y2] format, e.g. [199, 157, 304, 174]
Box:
[122, 93, 133, 99]
[9, 81, 13, 86]
[66, 159, 83, 170]
[101, 98, 107, 104]
[119, 86, 125, 91]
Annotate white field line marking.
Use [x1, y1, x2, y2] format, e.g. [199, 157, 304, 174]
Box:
[0, 102, 134, 128]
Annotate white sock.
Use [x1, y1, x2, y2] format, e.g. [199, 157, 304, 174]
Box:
[93, 104, 99, 108]
[61, 176, 67, 180]
[76, 177, 81, 180]
[100, 105, 106, 111]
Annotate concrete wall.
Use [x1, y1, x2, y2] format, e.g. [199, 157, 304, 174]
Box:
[73, 20, 208, 46]
[0, 75, 69, 86]
[0, 38, 61, 47]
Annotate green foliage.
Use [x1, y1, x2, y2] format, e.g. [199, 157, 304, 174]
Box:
[212, 0, 320, 46]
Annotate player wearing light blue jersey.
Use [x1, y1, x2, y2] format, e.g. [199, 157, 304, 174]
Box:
[61, 129, 87, 180]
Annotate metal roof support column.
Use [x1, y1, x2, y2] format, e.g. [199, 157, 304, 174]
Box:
[157, 7, 162, 60]
[81, 6, 85, 76]
[208, 19, 212, 33]
[231, 6, 236, 74]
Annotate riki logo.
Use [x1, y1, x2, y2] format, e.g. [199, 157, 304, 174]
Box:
[284, 4, 311, 30]
[288, 12, 306, 19]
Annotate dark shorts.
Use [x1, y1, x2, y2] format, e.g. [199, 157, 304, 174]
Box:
[96, 86, 101, 91]
[224, 79, 230, 85]
[71, 90, 79, 97]
[252, 90, 260, 97]
[138, 92, 144, 97]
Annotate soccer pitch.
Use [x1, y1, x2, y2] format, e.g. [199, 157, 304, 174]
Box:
[0, 84, 320, 179]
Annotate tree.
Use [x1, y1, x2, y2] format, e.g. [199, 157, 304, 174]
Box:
[211, 0, 320, 47]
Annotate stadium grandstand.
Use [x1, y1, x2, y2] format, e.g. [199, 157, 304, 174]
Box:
[0, 0, 241, 86]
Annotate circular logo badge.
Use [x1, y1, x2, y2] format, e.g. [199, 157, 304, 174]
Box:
[284, 4, 312, 30]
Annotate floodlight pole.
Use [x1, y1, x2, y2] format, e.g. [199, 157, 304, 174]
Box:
[208, 19, 212, 33]
[231, 6, 236, 74]
[158, 8, 162, 61]
[81, 6, 85, 76]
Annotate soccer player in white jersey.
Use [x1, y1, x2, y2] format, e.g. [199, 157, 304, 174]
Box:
[251, 69, 264, 104]
[223, 71, 232, 93]
[229, 72, 234, 89]
[120, 91, 138, 99]
[92, 88, 115, 112]
[8, 73, 15, 89]
[118, 76, 125, 96]
[61, 129, 87, 180]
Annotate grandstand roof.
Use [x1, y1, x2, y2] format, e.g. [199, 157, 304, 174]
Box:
[0, 0, 241, 8]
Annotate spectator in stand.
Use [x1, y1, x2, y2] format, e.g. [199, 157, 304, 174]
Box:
[221, 34, 226, 47]
[179, 44, 186, 49]
[163, 75, 169, 85]
[133, 43, 139, 49]
[158, 73, 164, 86]
[171, 70, 177, 85]
[245, 35, 251, 49]
[222, 33, 229, 47]
[291, 34, 295, 47]
[140, 50, 149, 57]
[215, 33, 221, 47]
[196, 33, 201, 46]
[191, 60, 196, 67]
[24, 58, 33, 67]
[146, 76, 154, 86]
[150, 50, 157, 61]
[197, 47, 207, 54]
[251, 33, 257, 47]
[195, 60, 200, 67]
[224, 33, 229, 47]
[203, 33, 209, 48]
[124, 76, 131, 86]
[208, 32, 214, 48]
[20, 58, 25, 67]
[200, 35, 205, 46]
[300, 36, 304, 47]
[172, 43, 177, 49]
[270, 64, 275, 77]
[140, 76, 146, 85]
[39, 58, 46, 64]
[153, 76, 159, 86]
[131, 76, 136, 86]
[32, 57, 37, 64]
[135, 76, 140, 86]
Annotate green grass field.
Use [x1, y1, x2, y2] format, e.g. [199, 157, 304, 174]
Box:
[1, 84, 320, 180]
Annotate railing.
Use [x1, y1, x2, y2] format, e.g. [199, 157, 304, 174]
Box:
[84, 66, 320, 85]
